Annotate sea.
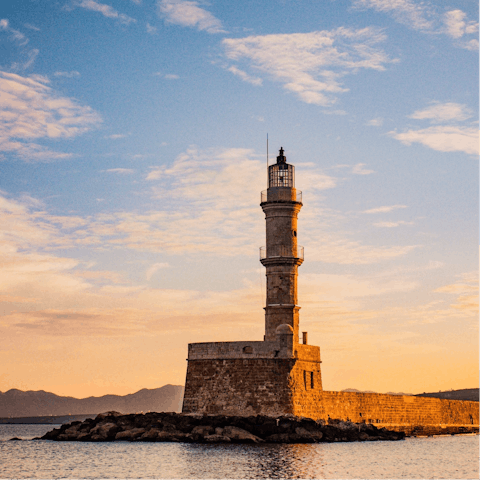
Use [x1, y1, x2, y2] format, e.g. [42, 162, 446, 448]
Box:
[0, 424, 478, 479]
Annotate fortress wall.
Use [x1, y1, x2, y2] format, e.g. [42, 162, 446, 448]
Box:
[290, 359, 324, 418]
[182, 358, 295, 417]
[320, 391, 479, 435]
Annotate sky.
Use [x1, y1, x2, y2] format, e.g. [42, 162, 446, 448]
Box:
[0, 0, 478, 399]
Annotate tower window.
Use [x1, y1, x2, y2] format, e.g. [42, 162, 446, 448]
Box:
[310, 371, 314, 389]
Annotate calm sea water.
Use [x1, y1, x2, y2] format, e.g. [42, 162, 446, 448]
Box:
[0, 424, 478, 479]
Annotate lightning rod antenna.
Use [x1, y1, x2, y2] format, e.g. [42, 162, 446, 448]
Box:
[266, 133, 269, 187]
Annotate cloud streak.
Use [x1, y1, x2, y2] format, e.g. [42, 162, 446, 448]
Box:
[390, 102, 478, 155]
[157, 0, 225, 34]
[352, 0, 479, 50]
[390, 126, 478, 155]
[74, 1, 136, 25]
[0, 71, 101, 161]
[222, 27, 396, 106]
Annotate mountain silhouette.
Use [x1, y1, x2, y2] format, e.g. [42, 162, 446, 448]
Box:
[0, 385, 184, 417]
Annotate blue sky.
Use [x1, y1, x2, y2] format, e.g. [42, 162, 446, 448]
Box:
[0, 0, 478, 397]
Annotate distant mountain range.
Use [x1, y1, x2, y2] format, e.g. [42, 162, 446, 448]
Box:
[0, 385, 184, 418]
[415, 388, 479, 402]
[341, 388, 413, 395]
[342, 388, 478, 402]
[2, 385, 477, 419]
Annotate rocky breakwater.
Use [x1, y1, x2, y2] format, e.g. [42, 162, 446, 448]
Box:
[40, 412, 404, 443]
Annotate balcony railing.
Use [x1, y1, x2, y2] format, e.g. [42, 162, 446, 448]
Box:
[260, 245, 304, 260]
[261, 189, 302, 204]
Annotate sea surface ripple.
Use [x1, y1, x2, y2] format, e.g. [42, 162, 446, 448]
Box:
[0, 424, 478, 479]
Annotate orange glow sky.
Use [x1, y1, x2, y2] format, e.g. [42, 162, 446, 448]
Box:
[0, 1, 478, 399]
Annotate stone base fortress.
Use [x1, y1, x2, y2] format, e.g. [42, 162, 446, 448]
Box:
[182, 148, 478, 436]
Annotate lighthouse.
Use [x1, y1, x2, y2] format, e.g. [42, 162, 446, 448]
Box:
[261, 147, 303, 344]
[182, 146, 323, 417]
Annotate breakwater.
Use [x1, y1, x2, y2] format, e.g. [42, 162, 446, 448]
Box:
[40, 411, 404, 443]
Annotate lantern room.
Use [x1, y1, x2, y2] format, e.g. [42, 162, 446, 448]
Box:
[268, 147, 295, 188]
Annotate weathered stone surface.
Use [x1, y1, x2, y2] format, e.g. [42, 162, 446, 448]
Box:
[44, 411, 466, 444]
[114, 428, 145, 441]
[89, 422, 119, 441]
[222, 426, 264, 443]
[204, 434, 231, 442]
[191, 425, 214, 436]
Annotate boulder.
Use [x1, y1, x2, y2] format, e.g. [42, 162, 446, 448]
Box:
[204, 434, 231, 443]
[222, 426, 264, 443]
[90, 422, 119, 441]
[295, 426, 322, 442]
[191, 425, 214, 436]
[96, 411, 123, 421]
[138, 428, 161, 441]
[114, 428, 146, 441]
[154, 430, 190, 442]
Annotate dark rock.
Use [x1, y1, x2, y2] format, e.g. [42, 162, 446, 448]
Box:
[204, 434, 231, 442]
[222, 425, 264, 443]
[38, 412, 405, 444]
[8, 437, 22, 441]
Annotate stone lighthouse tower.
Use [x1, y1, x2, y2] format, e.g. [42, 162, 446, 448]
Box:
[261, 147, 303, 344]
[182, 147, 323, 418]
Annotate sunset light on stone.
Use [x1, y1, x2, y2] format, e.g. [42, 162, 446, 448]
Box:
[0, 0, 478, 401]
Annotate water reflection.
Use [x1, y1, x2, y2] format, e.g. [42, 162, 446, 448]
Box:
[174, 443, 326, 479]
[0, 425, 478, 479]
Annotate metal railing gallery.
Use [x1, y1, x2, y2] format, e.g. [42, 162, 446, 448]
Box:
[259, 245, 304, 260]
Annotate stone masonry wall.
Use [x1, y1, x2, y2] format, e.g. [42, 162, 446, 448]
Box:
[319, 391, 479, 435]
[182, 358, 295, 416]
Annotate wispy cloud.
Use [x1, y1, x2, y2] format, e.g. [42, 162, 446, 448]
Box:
[105, 168, 135, 174]
[443, 9, 479, 49]
[363, 205, 407, 214]
[157, 0, 225, 34]
[104, 133, 128, 139]
[390, 126, 478, 155]
[227, 66, 262, 86]
[352, 163, 375, 175]
[352, 0, 434, 30]
[0, 18, 29, 46]
[0, 71, 101, 161]
[373, 220, 414, 228]
[352, 1, 479, 50]
[0, 19, 38, 70]
[153, 72, 180, 80]
[146, 262, 170, 280]
[222, 27, 396, 106]
[54, 71, 80, 78]
[391, 102, 478, 155]
[74, 1, 136, 25]
[24, 23, 40, 31]
[408, 102, 472, 123]
[434, 272, 478, 315]
[146, 22, 157, 34]
[366, 117, 383, 126]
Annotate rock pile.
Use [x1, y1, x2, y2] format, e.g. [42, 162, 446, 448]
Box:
[40, 412, 405, 443]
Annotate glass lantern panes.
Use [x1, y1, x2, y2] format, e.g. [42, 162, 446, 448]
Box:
[269, 163, 295, 187]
